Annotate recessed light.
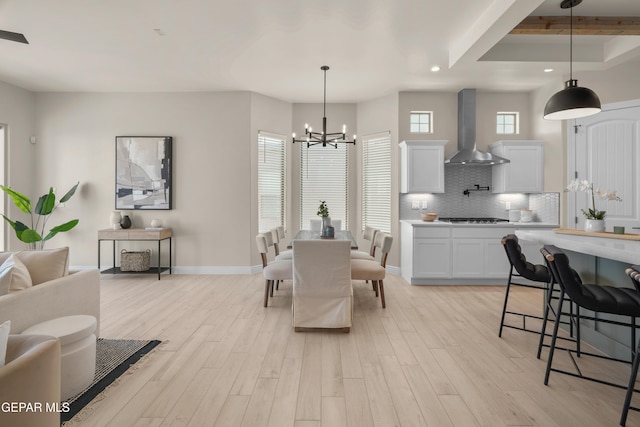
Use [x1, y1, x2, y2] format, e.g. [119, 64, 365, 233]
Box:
[430, 65, 440, 72]
[153, 28, 166, 36]
[544, 68, 554, 73]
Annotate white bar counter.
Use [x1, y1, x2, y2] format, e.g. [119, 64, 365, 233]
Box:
[515, 229, 640, 265]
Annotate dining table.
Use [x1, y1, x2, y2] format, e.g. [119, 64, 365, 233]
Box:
[287, 230, 358, 250]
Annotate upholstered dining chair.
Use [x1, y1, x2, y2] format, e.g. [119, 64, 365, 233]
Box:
[350, 226, 379, 260]
[292, 240, 352, 332]
[256, 233, 292, 307]
[540, 246, 640, 427]
[273, 226, 293, 261]
[309, 219, 322, 232]
[351, 232, 393, 308]
[0, 334, 61, 427]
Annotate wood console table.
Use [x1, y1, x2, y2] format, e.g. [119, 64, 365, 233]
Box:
[98, 228, 172, 280]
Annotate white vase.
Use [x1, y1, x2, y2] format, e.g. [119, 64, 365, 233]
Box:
[321, 216, 331, 235]
[110, 211, 122, 230]
[584, 219, 605, 233]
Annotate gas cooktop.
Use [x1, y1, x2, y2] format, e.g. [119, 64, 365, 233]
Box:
[438, 217, 509, 224]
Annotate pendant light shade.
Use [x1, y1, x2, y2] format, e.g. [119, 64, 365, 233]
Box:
[543, 0, 601, 121]
[543, 79, 601, 120]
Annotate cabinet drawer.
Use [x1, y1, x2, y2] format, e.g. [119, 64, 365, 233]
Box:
[414, 227, 451, 238]
[451, 227, 514, 239]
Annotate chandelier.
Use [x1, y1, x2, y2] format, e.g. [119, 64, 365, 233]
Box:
[543, 0, 601, 120]
[292, 66, 356, 148]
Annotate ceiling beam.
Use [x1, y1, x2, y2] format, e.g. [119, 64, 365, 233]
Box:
[510, 16, 640, 35]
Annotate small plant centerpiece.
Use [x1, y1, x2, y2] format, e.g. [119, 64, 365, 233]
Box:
[566, 178, 621, 232]
[317, 200, 332, 234]
[317, 200, 329, 218]
[1, 182, 80, 249]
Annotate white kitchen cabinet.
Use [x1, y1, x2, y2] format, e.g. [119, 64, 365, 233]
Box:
[451, 227, 512, 279]
[490, 140, 544, 193]
[401, 222, 556, 285]
[401, 222, 451, 282]
[414, 238, 451, 278]
[400, 140, 447, 193]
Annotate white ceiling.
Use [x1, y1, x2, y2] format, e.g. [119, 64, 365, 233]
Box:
[0, 0, 639, 103]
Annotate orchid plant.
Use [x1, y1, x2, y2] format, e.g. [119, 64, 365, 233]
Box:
[566, 179, 622, 220]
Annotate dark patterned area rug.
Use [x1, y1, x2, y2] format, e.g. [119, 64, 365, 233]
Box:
[61, 338, 161, 425]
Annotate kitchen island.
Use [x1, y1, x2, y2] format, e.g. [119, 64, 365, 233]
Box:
[515, 229, 640, 264]
[401, 220, 558, 285]
[516, 228, 640, 360]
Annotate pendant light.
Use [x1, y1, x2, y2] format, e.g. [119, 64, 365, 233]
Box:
[543, 0, 601, 120]
[292, 66, 356, 148]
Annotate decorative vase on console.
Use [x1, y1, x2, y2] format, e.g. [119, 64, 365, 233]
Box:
[120, 215, 132, 229]
[110, 211, 122, 230]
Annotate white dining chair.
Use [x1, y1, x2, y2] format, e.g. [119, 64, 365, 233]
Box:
[350, 226, 379, 260]
[331, 219, 342, 231]
[273, 226, 293, 261]
[309, 219, 322, 232]
[351, 232, 393, 308]
[256, 233, 292, 307]
[292, 240, 352, 332]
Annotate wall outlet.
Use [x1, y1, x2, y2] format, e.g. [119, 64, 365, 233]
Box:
[411, 201, 420, 209]
[421, 201, 428, 209]
[505, 201, 511, 210]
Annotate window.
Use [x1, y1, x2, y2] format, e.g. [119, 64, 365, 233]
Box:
[410, 111, 433, 133]
[258, 132, 286, 233]
[496, 112, 519, 134]
[362, 133, 391, 233]
[300, 144, 348, 230]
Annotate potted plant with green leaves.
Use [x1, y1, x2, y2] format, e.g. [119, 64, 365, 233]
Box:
[317, 200, 331, 234]
[1, 182, 80, 250]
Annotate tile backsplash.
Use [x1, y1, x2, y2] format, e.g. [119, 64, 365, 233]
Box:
[400, 166, 559, 223]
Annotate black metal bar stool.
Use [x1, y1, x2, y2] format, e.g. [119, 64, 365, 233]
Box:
[498, 234, 552, 337]
[540, 246, 640, 427]
[622, 265, 640, 426]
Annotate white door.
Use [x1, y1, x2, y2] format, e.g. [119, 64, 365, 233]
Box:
[569, 100, 640, 231]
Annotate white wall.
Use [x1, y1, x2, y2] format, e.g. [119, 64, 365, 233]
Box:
[250, 92, 293, 266]
[33, 92, 254, 270]
[357, 93, 399, 266]
[398, 90, 532, 158]
[0, 81, 36, 249]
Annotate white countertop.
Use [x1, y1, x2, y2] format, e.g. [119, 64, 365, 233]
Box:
[401, 220, 559, 228]
[515, 229, 640, 265]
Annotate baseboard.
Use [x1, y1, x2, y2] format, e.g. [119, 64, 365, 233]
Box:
[76, 264, 399, 276]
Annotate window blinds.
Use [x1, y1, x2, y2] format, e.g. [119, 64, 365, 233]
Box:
[300, 143, 348, 230]
[258, 132, 286, 233]
[362, 133, 391, 233]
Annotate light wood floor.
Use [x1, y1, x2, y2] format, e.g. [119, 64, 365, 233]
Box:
[73, 273, 640, 427]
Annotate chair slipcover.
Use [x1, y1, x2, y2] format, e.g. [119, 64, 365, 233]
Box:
[273, 226, 293, 261]
[309, 219, 322, 232]
[292, 240, 352, 330]
[350, 232, 393, 308]
[256, 233, 292, 307]
[350, 226, 379, 260]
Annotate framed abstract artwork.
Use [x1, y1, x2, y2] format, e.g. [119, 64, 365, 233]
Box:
[115, 136, 173, 210]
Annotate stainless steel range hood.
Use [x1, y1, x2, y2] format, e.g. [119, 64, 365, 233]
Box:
[444, 88, 509, 165]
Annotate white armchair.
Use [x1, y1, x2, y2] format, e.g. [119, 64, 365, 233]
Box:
[292, 240, 352, 332]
